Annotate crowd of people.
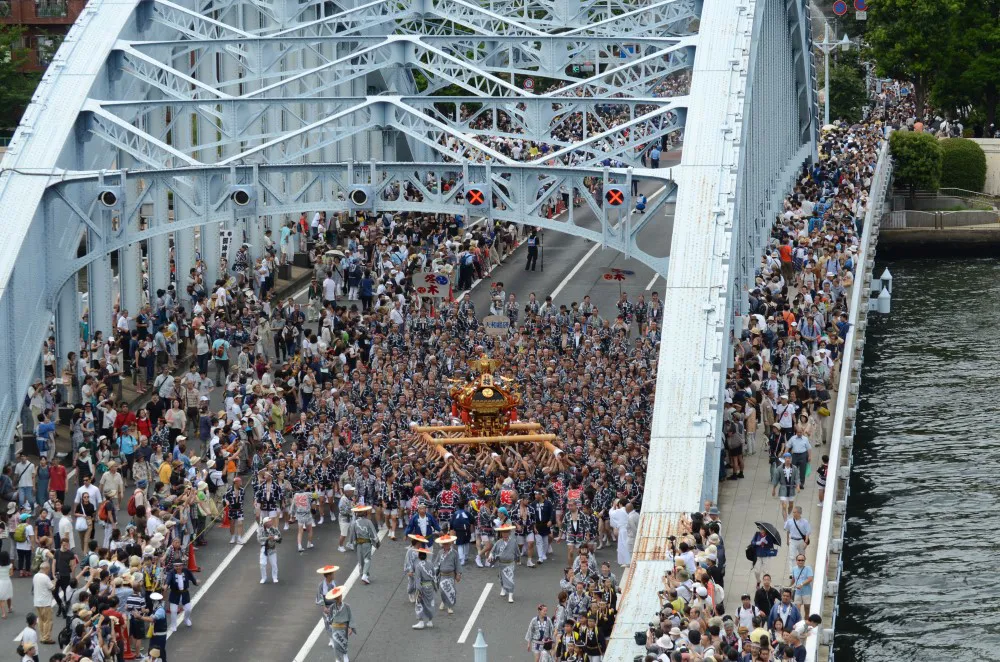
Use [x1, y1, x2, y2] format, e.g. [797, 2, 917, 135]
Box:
[1, 70, 921, 662]
[631, 85, 916, 662]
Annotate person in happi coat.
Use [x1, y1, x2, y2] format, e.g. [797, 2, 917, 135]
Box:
[434, 534, 461, 614]
[411, 547, 437, 629]
[489, 523, 518, 603]
[324, 586, 356, 662]
[404, 534, 428, 603]
[165, 558, 198, 632]
[525, 603, 555, 661]
[257, 515, 281, 583]
[315, 565, 339, 647]
[348, 504, 379, 584]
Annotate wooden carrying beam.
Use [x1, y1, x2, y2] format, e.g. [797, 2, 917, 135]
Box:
[428, 434, 557, 445]
[411, 422, 542, 434]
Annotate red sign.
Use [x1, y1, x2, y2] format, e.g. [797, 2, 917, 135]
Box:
[605, 188, 625, 206]
[466, 188, 486, 205]
[603, 272, 627, 281]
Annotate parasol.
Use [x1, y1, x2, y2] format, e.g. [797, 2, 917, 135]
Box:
[754, 521, 782, 546]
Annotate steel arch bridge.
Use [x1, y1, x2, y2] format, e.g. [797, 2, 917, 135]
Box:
[0, 0, 814, 647]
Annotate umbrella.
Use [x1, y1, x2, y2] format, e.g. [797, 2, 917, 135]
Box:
[325, 249, 346, 258]
[821, 123, 837, 131]
[754, 521, 782, 546]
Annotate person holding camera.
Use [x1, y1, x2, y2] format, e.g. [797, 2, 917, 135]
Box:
[257, 515, 281, 584]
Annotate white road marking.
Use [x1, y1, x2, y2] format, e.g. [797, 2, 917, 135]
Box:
[291, 526, 391, 662]
[550, 242, 600, 300]
[645, 273, 658, 291]
[457, 582, 494, 645]
[159, 523, 259, 640]
[187, 524, 259, 611]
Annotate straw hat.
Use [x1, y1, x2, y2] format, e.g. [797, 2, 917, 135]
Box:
[407, 534, 429, 543]
[325, 586, 346, 601]
[351, 504, 372, 513]
[494, 523, 515, 532]
[316, 565, 340, 575]
[435, 535, 457, 545]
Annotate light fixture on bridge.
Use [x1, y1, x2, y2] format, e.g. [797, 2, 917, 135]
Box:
[348, 185, 374, 210]
[229, 185, 256, 207]
[97, 188, 121, 208]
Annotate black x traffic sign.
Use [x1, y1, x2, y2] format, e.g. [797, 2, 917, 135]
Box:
[465, 188, 486, 206]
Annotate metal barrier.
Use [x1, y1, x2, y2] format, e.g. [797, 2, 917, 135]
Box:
[804, 139, 893, 661]
[883, 209, 999, 228]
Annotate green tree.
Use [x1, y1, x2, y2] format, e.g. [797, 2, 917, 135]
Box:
[936, 0, 1000, 128]
[0, 25, 42, 129]
[866, 0, 958, 118]
[889, 131, 943, 196]
[828, 61, 867, 124]
[939, 138, 987, 192]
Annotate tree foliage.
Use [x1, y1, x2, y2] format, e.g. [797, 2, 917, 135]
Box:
[868, 0, 1000, 129]
[866, 0, 960, 118]
[829, 61, 867, 124]
[889, 131, 943, 194]
[0, 25, 42, 128]
[939, 138, 987, 192]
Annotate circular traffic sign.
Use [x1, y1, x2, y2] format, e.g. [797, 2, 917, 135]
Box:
[853, 0, 867, 9]
[832, 0, 848, 15]
[523, 77, 534, 90]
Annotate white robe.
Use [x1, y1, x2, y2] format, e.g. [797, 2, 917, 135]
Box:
[608, 507, 632, 566]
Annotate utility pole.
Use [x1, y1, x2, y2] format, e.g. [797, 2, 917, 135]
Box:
[816, 24, 854, 126]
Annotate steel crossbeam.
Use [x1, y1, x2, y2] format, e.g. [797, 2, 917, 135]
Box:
[560, 0, 699, 37]
[150, 0, 253, 40]
[93, 95, 686, 167]
[125, 35, 688, 97]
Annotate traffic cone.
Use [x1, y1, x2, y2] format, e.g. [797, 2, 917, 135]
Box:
[187, 542, 201, 572]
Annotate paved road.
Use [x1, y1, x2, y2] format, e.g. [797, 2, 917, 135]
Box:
[145, 163, 681, 662]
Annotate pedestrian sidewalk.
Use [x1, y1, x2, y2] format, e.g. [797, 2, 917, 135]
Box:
[719, 397, 835, 604]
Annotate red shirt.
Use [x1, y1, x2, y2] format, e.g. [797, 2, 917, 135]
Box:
[114, 411, 137, 434]
[778, 245, 793, 264]
[49, 464, 67, 492]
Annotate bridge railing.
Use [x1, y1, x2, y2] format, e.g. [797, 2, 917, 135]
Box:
[804, 138, 893, 662]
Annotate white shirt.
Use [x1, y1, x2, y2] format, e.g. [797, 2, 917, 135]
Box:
[323, 277, 338, 301]
[16, 524, 33, 551]
[74, 483, 101, 505]
[146, 515, 164, 538]
[58, 515, 75, 550]
[15, 626, 37, 646]
[32, 572, 55, 608]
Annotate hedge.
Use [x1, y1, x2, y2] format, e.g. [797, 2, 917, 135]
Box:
[889, 131, 943, 193]
[939, 138, 987, 193]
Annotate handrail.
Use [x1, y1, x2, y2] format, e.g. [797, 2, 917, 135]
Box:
[804, 138, 893, 661]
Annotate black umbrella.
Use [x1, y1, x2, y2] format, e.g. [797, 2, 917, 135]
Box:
[754, 521, 782, 546]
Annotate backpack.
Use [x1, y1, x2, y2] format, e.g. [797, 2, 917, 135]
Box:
[97, 500, 111, 523]
[13, 523, 27, 543]
[58, 623, 72, 648]
[215, 343, 225, 358]
[127, 490, 138, 517]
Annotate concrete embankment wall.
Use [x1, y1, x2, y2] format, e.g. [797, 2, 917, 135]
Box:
[879, 227, 1000, 257]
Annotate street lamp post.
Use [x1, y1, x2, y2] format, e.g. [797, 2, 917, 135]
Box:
[816, 24, 854, 126]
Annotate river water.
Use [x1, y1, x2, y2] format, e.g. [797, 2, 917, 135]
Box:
[835, 257, 1000, 660]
